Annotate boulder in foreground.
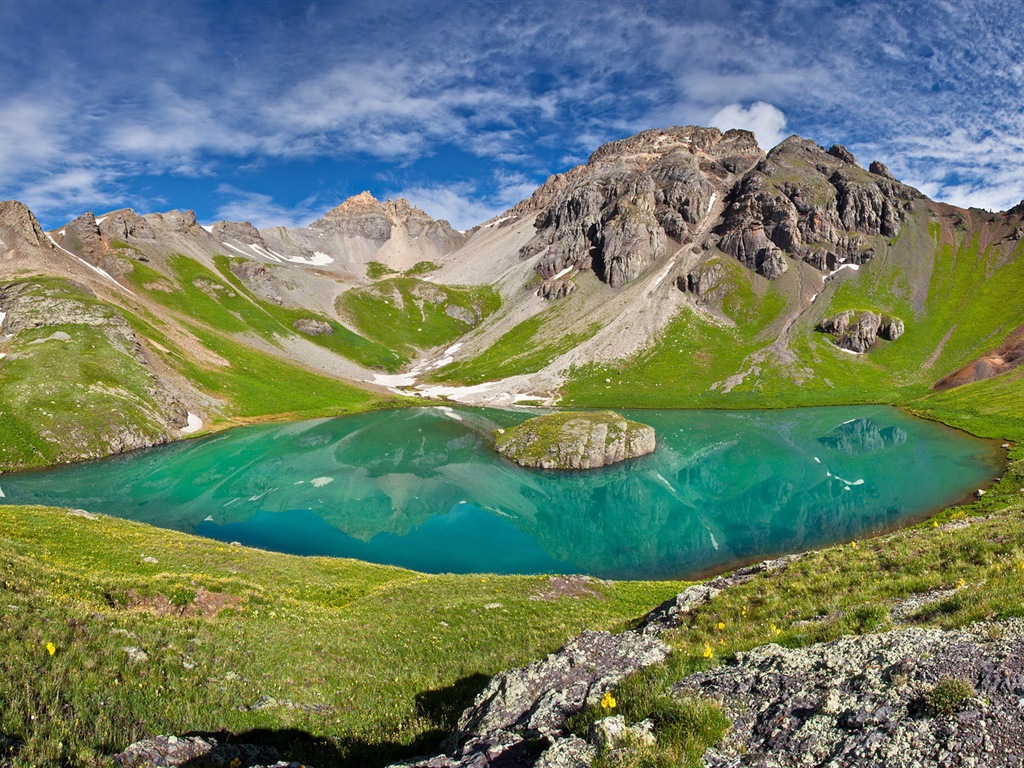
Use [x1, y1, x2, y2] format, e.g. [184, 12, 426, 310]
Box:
[495, 411, 656, 469]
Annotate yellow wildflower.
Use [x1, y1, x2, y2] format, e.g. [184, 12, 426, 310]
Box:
[716, 621, 725, 631]
[600, 691, 617, 709]
[703, 642, 714, 659]
[851, 541, 858, 548]
[46, 642, 56, 656]
[770, 623, 781, 638]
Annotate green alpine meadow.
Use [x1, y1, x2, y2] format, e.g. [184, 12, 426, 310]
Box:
[3, 2, 1024, 765]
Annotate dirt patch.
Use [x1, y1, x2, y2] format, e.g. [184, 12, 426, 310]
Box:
[529, 575, 605, 602]
[934, 322, 1024, 390]
[124, 586, 241, 618]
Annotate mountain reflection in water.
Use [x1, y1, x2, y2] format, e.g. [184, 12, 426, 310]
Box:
[0, 406, 1000, 579]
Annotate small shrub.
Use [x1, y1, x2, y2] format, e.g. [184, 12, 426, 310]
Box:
[926, 677, 975, 716]
[405, 260, 440, 276]
[366, 261, 396, 279]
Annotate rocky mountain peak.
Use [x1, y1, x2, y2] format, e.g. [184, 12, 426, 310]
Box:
[311, 192, 464, 252]
[717, 134, 925, 279]
[517, 125, 766, 290]
[95, 209, 156, 242]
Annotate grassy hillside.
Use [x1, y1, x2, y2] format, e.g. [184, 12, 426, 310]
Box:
[122, 254, 404, 372]
[338, 277, 500, 357]
[0, 505, 686, 766]
[0, 279, 170, 471]
[431, 306, 602, 385]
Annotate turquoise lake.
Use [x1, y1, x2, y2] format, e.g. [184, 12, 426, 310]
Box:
[0, 406, 1002, 579]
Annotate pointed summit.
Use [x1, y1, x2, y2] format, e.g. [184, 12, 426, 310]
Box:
[0, 200, 49, 253]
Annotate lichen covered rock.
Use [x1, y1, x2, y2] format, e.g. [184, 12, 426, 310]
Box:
[495, 411, 656, 469]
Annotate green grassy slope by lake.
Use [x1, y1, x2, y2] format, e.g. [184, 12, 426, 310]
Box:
[0, 505, 686, 766]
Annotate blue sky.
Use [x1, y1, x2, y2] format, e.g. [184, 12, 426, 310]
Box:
[1, 0, 1023, 231]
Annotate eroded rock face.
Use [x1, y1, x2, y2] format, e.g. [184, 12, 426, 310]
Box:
[716, 137, 922, 278]
[60, 212, 105, 264]
[495, 411, 656, 469]
[538, 278, 576, 300]
[818, 310, 904, 353]
[211, 220, 265, 246]
[97, 209, 156, 242]
[518, 127, 762, 289]
[0, 200, 50, 255]
[229, 260, 288, 305]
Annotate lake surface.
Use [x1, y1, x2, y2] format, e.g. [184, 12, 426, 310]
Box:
[0, 406, 1002, 579]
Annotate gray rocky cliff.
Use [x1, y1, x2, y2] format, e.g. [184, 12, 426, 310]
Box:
[716, 137, 923, 279]
[517, 127, 762, 289]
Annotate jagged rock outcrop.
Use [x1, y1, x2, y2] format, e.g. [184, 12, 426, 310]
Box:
[682, 621, 1024, 767]
[60, 212, 105, 264]
[818, 310, 905, 353]
[538, 278, 576, 300]
[211, 220, 265, 246]
[716, 137, 923, 278]
[495, 412, 656, 469]
[517, 127, 762, 289]
[312, 191, 466, 253]
[97, 208, 156, 242]
[0, 200, 50, 256]
[143, 209, 204, 235]
[392, 558, 798, 768]
[393, 630, 670, 768]
[229, 260, 288, 305]
[677, 261, 729, 304]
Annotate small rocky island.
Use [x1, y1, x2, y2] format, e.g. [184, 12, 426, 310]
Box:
[495, 411, 656, 469]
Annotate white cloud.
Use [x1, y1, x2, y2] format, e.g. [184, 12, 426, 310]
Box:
[709, 102, 788, 150]
[210, 186, 324, 230]
[386, 170, 543, 230]
[385, 183, 502, 231]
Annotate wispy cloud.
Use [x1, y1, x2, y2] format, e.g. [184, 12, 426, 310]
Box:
[210, 186, 325, 230]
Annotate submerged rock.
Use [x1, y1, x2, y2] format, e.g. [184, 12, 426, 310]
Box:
[495, 411, 656, 469]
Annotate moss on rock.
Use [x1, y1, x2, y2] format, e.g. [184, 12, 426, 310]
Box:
[494, 411, 656, 469]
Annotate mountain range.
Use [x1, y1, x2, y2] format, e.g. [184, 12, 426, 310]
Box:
[2, 124, 1022, 470]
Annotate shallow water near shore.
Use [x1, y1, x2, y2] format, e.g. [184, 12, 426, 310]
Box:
[0, 405, 1002, 580]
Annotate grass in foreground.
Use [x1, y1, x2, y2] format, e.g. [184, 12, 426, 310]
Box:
[0, 506, 686, 766]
